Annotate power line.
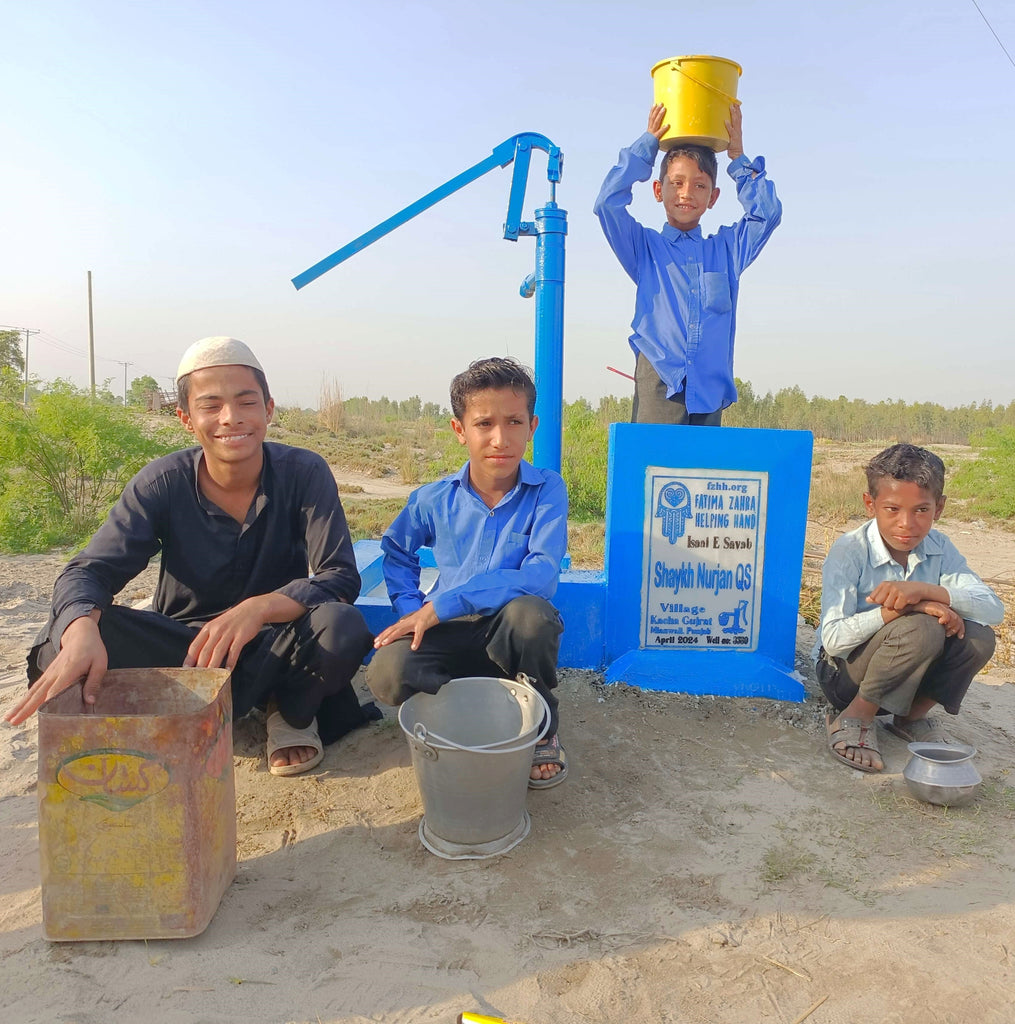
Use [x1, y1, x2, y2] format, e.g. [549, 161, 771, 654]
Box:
[36, 331, 87, 358]
[3, 324, 171, 398]
[970, 0, 1015, 69]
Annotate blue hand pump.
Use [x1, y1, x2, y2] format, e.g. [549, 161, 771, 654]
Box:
[292, 133, 567, 473]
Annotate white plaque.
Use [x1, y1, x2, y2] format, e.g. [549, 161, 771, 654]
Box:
[641, 467, 768, 651]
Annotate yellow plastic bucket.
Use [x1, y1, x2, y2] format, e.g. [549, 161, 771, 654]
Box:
[651, 55, 742, 152]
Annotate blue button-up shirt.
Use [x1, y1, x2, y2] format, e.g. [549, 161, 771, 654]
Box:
[594, 132, 782, 414]
[381, 460, 568, 622]
[816, 519, 1004, 660]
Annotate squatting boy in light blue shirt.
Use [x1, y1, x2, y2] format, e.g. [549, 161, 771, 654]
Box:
[595, 103, 781, 423]
[816, 444, 1003, 775]
[816, 519, 1003, 661]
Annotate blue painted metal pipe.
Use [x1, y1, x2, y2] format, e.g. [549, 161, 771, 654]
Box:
[531, 203, 566, 473]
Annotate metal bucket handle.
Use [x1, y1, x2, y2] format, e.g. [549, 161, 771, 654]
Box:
[410, 683, 550, 758]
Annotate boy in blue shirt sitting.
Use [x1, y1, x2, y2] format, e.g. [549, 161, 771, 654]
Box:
[817, 444, 1003, 773]
[595, 103, 781, 424]
[367, 357, 569, 787]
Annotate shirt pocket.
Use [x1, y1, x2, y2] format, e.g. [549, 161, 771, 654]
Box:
[502, 531, 531, 569]
[703, 272, 732, 314]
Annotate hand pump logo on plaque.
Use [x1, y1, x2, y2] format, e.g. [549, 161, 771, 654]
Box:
[641, 468, 768, 651]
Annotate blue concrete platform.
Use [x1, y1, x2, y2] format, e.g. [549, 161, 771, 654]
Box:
[353, 424, 812, 700]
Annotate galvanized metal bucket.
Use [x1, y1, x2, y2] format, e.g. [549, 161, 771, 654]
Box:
[398, 676, 549, 860]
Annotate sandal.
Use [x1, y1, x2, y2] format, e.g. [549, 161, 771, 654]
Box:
[825, 713, 883, 773]
[266, 711, 324, 777]
[529, 733, 568, 790]
[885, 716, 952, 744]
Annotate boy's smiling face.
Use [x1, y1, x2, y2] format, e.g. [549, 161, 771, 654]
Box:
[653, 155, 720, 232]
[177, 364, 273, 470]
[452, 386, 536, 495]
[863, 478, 945, 564]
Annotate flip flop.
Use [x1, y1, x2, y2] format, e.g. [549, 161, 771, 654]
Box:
[884, 716, 953, 744]
[266, 711, 324, 777]
[825, 713, 883, 774]
[529, 733, 568, 790]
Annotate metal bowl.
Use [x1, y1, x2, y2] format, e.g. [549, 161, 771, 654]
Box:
[903, 742, 982, 807]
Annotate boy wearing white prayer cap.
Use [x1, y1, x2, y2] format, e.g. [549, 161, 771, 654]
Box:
[9, 337, 377, 775]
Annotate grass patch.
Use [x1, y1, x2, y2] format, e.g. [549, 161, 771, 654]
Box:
[759, 842, 815, 885]
[808, 462, 866, 526]
[343, 497, 407, 543]
[568, 521, 605, 570]
[799, 581, 822, 628]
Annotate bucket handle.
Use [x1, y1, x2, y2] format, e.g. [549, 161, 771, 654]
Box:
[668, 59, 741, 108]
[410, 684, 550, 754]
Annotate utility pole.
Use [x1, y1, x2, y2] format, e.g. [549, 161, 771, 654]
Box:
[0, 324, 39, 404]
[114, 360, 133, 406]
[22, 327, 38, 404]
[87, 270, 96, 399]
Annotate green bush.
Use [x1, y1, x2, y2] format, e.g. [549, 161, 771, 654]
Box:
[562, 400, 609, 521]
[274, 405, 322, 435]
[950, 427, 1015, 519]
[0, 475, 72, 550]
[0, 385, 182, 552]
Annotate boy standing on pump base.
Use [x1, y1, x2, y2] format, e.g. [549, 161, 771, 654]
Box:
[595, 103, 781, 424]
[817, 444, 1003, 773]
[367, 357, 569, 787]
[6, 337, 376, 776]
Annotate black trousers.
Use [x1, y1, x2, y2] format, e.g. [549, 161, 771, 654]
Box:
[631, 353, 723, 426]
[29, 602, 377, 745]
[365, 595, 563, 736]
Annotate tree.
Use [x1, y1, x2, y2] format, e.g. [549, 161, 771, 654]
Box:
[127, 374, 162, 408]
[0, 367, 23, 403]
[0, 330, 25, 376]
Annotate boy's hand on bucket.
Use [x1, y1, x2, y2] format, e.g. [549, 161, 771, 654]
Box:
[648, 103, 670, 140]
[4, 611, 107, 726]
[725, 103, 744, 160]
[374, 603, 439, 652]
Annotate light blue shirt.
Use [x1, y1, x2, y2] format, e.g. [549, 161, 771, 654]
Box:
[594, 132, 782, 414]
[816, 519, 1004, 660]
[381, 460, 568, 622]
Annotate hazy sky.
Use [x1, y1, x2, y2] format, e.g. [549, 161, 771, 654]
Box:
[3, 0, 1014, 410]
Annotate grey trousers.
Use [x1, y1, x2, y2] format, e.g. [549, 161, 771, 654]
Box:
[816, 614, 996, 717]
[631, 353, 723, 426]
[366, 595, 563, 736]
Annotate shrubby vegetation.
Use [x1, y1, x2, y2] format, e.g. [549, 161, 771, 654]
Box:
[267, 382, 1015, 527]
[950, 428, 1015, 519]
[3, 373, 1014, 555]
[0, 382, 181, 551]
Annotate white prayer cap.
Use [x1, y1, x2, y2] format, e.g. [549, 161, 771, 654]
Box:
[177, 337, 264, 380]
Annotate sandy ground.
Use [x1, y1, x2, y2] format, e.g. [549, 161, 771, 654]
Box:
[2, 524, 1015, 1024]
